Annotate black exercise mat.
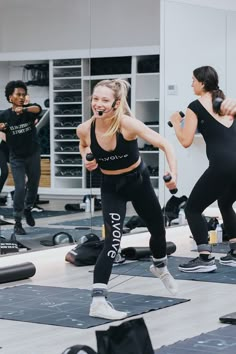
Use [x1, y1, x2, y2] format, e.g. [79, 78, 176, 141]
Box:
[111, 256, 236, 284]
[50, 215, 130, 227]
[155, 325, 236, 353]
[0, 207, 78, 220]
[192, 242, 229, 254]
[0, 284, 189, 329]
[0, 227, 102, 250]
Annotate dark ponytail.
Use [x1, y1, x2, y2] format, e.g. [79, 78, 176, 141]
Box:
[212, 88, 225, 115]
[193, 66, 225, 115]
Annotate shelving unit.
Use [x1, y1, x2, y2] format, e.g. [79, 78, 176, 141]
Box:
[3, 53, 160, 196]
[134, 55, 160, 189]
[49, 54, 160, 194]
[51, 59, 83, 191]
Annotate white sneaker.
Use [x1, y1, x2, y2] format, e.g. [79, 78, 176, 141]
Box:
[150, 265, 178, 296]
[89, 300, 127, 320]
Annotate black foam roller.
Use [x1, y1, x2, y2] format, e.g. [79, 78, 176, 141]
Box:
[121, 241, 176, 260]
[0, 262, 36, 284]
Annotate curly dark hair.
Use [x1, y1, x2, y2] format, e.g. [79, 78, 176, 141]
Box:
[5, 80, 27, 103]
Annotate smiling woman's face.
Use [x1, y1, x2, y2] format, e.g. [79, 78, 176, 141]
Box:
[91, 86, 115, 117]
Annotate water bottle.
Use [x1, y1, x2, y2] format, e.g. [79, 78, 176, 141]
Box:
[90, 196, 95, 214]
[216, 223, 223, 243]
[178, 208, 185, 225]
[85, 196, 90, 213]
[209, 230, 217, 245]
[6, 193, 12, 207]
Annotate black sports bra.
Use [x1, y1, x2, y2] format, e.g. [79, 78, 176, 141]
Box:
[90, 120, 140, 170]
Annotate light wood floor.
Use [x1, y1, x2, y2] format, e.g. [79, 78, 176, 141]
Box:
[0, 199, 234, 354]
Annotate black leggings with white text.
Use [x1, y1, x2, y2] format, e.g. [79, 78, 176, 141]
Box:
[93, 162, 166, 285]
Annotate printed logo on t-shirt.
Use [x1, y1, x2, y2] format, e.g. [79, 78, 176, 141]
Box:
[9, 122, 32, 135]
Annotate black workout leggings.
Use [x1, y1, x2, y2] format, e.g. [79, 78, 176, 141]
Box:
[93, 162, 166, 284]
[185, 163, 236, 247]
[10, 148, 41, 219]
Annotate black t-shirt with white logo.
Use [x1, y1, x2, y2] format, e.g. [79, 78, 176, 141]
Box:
[0, 106, 40, 158]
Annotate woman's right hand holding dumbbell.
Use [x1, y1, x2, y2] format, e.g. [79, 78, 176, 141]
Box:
[169, 111, 185, 127]
[163, 172, 178, 194]
[85, 152, 98, 171]
[219, 98, 236, 118]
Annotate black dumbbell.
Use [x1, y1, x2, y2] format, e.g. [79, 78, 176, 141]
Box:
[163, 174, 178, 194]
[86, 153, 94, 161]
[213, 97, 236, 117]
[168, 111, 185, 127]
[213, 97, 223, 112]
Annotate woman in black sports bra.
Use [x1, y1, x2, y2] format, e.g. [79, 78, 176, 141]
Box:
[170, 66, 236, 273]
[77, 79, 178, 320]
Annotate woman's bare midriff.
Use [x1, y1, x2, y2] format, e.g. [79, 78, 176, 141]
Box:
[100, 157, 141, 175]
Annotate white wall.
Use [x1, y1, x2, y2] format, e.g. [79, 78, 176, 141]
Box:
[0, 0, 160, 59]
[0, 0, 91, 54]
[159, 0, 233, 204]
[90, 0, 160, 50]
[0, 62, 10, 109]
[226, 13, 236, 97]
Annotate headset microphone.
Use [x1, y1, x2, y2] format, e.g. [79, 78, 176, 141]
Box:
[111, 100, 117, 109]
[97, 100, 117, 116]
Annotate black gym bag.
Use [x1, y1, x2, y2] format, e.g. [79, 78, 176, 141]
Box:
[65, 234, 104, 266]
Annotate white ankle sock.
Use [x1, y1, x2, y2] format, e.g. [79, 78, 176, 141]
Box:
[91, 283, 108, 305]
[92, 283, 107, 290]
[152, 256, 167, 267]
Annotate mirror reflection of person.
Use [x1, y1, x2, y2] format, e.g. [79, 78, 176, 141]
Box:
[170, 66, 236, 272]
[77, 79, 178, 321]
[0, 80, 42, 235]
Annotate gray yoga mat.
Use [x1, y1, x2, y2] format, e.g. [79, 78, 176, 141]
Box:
[0, 207, 78, 220]
[50, 215, 130, 227]
[0, 285, 189, 329]
[155, 325, 236, 353]
[111, 256, 236, 284]
[0, 227, 102, 250]
[192, 242, 230, 254]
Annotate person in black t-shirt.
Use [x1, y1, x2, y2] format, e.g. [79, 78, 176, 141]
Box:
[0, 80, 42, 235]
[170, 66, 236, 272]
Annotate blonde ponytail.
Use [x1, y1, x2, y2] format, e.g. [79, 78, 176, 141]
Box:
[93, 79, 133, 136]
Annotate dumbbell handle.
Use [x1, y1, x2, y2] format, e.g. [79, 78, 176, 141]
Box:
[86, 153, 94, 161]
[163, 174, 178, 194]
[168, 111, 185, 128]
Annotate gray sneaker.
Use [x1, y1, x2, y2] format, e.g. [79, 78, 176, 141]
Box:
[220, 251, 236, 267]
[178, 256, 217, 273]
